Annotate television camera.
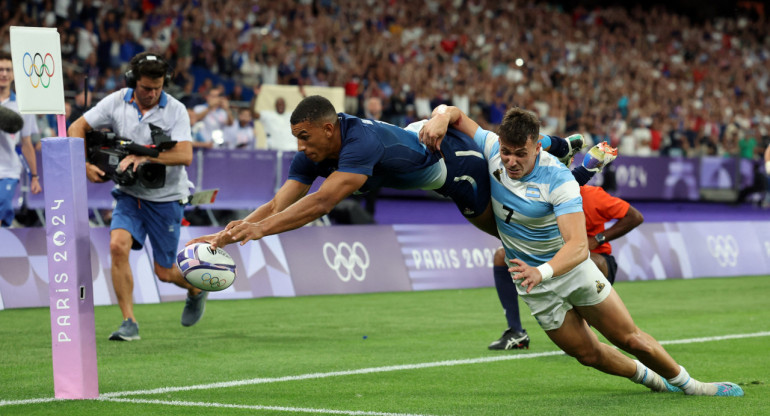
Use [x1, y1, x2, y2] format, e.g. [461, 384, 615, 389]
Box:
[86, 124, 176, 189]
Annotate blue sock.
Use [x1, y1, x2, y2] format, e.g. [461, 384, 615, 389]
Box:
[571, 165, 595, 186]
[493, 265, 523, 332]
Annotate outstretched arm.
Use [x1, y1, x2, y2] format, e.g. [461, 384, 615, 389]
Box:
[188, 178, 310, 248]
[218, 171, 368, 247]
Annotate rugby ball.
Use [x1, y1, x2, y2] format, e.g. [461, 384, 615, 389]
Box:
[176, 243, 237, 291]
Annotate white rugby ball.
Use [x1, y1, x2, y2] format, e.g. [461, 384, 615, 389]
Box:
[177, 243, 237, 291]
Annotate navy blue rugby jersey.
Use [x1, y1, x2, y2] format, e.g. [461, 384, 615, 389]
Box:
[288, 113, 444, 193]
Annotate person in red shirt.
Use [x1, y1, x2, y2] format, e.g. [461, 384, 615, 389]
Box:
[488, 184, 643, 350]
[581, 185, 644, 284]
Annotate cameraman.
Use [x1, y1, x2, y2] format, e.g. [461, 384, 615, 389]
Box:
[68, 52, 206, 342]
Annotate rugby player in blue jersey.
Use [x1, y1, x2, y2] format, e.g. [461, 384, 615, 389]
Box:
[190, 95, 588, 246]
[419, 105, 743, 397]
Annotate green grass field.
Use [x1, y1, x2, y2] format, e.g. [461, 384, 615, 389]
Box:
[1, 275, 768, 415]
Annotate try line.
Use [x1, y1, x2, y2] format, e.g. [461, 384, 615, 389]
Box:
[2, 330, 768, 408]
[101, 397, 439, 416]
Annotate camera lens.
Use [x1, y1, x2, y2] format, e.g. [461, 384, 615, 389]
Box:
[137, 163, 166, 188]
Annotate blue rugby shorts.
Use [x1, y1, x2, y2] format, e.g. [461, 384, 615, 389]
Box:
[436, 128, 490, 218]
[110, 189, 184, 269]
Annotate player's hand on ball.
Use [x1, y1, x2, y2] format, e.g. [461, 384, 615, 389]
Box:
[225, 221, 265, 246]
[223, 219, 247, 232]
[185, 233, 220, 247]
[508, 258, 543, 293]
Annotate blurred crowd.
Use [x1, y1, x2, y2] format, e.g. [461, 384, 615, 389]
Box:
[1, 0, 769, 160]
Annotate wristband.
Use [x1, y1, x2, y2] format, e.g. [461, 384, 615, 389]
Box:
[536, 263, 554, 280]
[31, 174, 38, 178]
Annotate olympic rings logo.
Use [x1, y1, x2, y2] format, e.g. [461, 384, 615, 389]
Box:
[323, 241, 370, 282]
[200, 272, 228, 288]
[22, 52, 55, 88]
[706, 235, 739, 267]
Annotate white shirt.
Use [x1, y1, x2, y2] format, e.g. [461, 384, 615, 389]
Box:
[84, 88, 192, 202]
[0, 94, 39, 180]
[223, 122, 256, 149]
[259, 110, 295, 151]
[76, 27, 98, 60]
[192, 104, 231, 145]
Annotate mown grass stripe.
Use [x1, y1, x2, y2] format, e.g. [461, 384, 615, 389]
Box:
[2, 330, 767, 408]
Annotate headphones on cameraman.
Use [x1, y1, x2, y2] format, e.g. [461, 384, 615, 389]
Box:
[124, 53, 173, 89]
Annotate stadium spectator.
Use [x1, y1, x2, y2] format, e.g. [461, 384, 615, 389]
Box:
[363, 96, 383, 122]
[426, 105, 743, 397]
[68, 52, 205, 341]
[191, 85, 233, 148]
[227, 84, 248, 103]
[2, 0, 764, 164]
[343, 74, 362, 115]
[75, 20, 98, 63]
[255, 94, 297, 152]
[0, 51, 41, 227]
[222, 107, 256, 150]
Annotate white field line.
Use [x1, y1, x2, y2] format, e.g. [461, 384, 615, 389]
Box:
[1, 330, 768, 408]
[99, 397, 439, 416]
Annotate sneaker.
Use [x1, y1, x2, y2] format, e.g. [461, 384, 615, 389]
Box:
[488, 328, 530, 350]
[181, 290, 208, 327]
[712, 382, 744, 397]
[582, 142, 618, 172]
[109, 318, 140, 341]
[558, 134, 586, 166]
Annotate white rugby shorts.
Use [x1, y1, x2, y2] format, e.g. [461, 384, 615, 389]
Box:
[515, 258, 611, 331]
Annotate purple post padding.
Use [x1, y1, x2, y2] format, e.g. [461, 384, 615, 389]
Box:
[42, 137, 99, 399]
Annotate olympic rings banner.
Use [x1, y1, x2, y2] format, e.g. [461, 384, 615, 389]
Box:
[1, 222, 769, 310]
[9, 26, 65, 114]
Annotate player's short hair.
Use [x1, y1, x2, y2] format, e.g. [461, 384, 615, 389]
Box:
[0, 51, 11, 62]
[498, 108, 540, 147]
[290, 95, 338, 126]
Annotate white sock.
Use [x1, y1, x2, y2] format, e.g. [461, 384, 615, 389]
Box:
[667, 365, 717, 396]
[630, 360, 668, 392]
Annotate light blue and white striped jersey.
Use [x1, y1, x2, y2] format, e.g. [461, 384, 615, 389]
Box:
[473, 127, 583, 266]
